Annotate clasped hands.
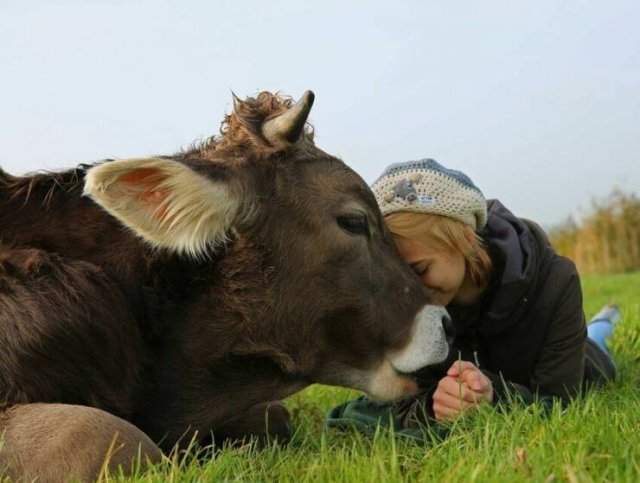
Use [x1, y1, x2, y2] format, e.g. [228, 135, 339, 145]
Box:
[432, 360, 494, 421]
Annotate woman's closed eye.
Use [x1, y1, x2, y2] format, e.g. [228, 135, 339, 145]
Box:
[410, 261, 430, 276]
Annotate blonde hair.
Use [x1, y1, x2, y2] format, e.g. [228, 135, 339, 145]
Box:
[385, 211, 493, 286]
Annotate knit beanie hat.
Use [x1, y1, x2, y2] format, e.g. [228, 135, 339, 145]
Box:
[371, 159, 488, 230]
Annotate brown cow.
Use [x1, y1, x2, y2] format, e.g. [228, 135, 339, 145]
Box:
[0, 91, 450, 481]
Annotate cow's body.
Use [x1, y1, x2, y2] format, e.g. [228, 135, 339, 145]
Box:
[0, 163, 308, 451]
[0, 91, 449, 481]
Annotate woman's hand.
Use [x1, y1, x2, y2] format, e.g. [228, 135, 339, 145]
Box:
[432, 360, 494, 421]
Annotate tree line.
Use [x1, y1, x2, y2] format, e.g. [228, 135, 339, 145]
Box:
[549, 190, 640, 275]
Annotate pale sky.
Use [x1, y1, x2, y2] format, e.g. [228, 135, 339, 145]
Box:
[1, 0, 638, 226]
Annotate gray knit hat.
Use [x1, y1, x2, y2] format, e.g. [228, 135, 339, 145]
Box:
[371, 159, 487, 230]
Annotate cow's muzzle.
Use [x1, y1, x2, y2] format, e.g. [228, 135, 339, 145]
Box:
[388, 305, 450, 374]
[363, 305, 451, 401]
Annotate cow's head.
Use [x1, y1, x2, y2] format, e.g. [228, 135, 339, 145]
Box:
[83, 91, 450, 402]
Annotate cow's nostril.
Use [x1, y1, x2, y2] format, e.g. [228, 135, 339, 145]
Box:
[442, 314, 456, 342]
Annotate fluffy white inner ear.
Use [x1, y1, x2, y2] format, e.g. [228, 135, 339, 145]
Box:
[83, 157, 240, 257]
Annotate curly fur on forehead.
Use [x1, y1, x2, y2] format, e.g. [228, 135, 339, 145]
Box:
[191, 91, 315, 159]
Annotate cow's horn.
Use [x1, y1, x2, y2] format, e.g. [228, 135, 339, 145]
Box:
[262, 90, 315, 145]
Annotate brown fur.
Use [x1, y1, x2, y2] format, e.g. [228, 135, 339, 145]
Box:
[0, 91, 435, 480]
[192, 91, 314, 158]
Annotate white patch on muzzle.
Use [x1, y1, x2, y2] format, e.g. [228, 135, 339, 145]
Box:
[388, 305, 449, 373]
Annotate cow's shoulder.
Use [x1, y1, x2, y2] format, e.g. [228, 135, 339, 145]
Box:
[0, 246, 145, 416]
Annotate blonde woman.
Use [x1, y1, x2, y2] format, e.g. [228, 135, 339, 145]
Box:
[327, 159, 618, 433]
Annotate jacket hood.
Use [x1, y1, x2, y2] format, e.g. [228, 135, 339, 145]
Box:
[475, 200, 553, 335]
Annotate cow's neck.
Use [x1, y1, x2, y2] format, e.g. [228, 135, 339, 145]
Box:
[137, 238, 313, 448]
[1, 169, 145, 269]
[139, 350, 309, 450]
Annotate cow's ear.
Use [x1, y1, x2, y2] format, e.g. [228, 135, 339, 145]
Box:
[83, 157, 241, 257]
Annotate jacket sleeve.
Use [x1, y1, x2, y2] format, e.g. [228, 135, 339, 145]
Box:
[485, 257, 587, 409]
[528, 259, 586, 400]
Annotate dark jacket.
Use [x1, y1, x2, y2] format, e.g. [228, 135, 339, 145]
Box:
[415, 199, 613, 409]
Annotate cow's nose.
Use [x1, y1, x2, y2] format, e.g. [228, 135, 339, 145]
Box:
[442, 314, 456, 344]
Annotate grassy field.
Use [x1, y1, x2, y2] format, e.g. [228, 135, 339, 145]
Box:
[111, 272, 640, 482]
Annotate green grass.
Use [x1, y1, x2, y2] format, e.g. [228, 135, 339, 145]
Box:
[113, 272, 640, 482]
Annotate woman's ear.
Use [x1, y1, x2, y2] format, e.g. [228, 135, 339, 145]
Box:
[84, 157, 242, 257]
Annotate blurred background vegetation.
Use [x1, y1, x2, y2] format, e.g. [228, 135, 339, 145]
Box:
[549, 189, 640, 275]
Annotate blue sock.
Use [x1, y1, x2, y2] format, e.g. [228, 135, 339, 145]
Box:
[587, 305, 620, 355]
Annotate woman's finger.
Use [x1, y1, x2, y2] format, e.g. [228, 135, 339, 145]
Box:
[437, 376, 483, 404]
[433, 401, 462, 421]
[447, 360, 478, 377]
[460, 370, 491, 394]
[432, 394, 475, 421]
[434, 383, 480, 409]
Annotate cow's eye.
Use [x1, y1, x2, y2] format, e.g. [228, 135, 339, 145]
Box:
[337, 214, 369, 236]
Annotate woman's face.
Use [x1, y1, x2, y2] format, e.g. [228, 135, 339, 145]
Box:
[394, 235, 467, 306]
